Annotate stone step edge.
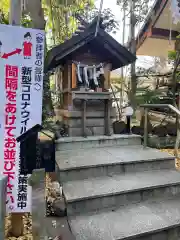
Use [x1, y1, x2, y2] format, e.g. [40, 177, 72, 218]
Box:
[64, 181, 180, 203]
[68, 218, 180, 240]
[55, 134, 141, 143]
[56, 157, 175, 171]
[119, 223, 180, 240]
[68, 197, 180, 240]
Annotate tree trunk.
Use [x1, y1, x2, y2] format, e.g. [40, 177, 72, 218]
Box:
[26, 0, 45, 30]
[26, 0, 54, 121]
[129, 0, 137, 109]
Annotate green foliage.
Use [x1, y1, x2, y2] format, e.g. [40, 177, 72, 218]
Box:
[117, 0, 151, 24]
[44, 0, 95, 46]
[111, 77, 124, 84]
[0, 11, 32, 27]
[135, 87, 164, 105]
[21, 15, 32, 27]
[168, 49, 180, 84]
[0, 11, 8, 24]
[168, 34, 180, 61]
[0, 0, 9, 13]
[0, 0, 9, 24]
[168, 50, 176, 61]
[77, 7, 119, 33]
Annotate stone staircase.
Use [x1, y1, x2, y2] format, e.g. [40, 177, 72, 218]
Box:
[55, 134, 180, 240]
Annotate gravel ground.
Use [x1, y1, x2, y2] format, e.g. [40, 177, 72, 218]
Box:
[5, 213, 32, 240]
[160, 149, 180, 170]
[5, 174, 67, 240]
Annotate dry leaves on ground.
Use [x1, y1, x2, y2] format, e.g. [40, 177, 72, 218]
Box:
[5, 213, 32, 240]
[5, 174, 58, 240]
[160, 149, 180, 170]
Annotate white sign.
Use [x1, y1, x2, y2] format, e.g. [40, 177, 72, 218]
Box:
[0, 24, 45, 213]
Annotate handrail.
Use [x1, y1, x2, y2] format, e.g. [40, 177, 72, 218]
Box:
[140, 104, 180, 162]
[140, 104, 180, 117]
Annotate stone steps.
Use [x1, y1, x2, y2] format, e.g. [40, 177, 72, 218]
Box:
[69, 196, 180, 240]
[55, 134, 180, 239]
[55, 134, 141, 151]
[63, 169, 180, 215]
[56, 146, 174, 182]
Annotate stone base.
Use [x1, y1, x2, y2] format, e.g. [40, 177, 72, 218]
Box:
[147, 135, 176, 149]
[66, 112, 115, 136]
[59, 105, 116, 137]
[68, 126, 114, 137]
[57, 108, 116, 118]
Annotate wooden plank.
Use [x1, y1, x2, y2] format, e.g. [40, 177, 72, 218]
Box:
[82, 100, 87, 137]
[72, 91, 112, 100]
[67, 64, 71, 91]
[104, 63, 112, 89]
[62, 64, 68, 89]
[63, 92, 69, 109]
[68, 64, 72, 107]
[104, 99, 111, 136]
[11, 213, 24, 237]
[71, 63, 77, 89]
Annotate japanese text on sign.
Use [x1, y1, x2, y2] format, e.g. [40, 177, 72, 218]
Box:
[4, 65, 18, 211]
[17, 66, 32, 210]
[0, 23, 45, 213]
[34, 33, 44, 91]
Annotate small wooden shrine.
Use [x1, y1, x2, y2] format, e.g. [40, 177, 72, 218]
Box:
[45, 17, 136, 137]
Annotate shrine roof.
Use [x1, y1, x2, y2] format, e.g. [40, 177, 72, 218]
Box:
[44, 17, 136, 72]
[135, 0, 180, 56]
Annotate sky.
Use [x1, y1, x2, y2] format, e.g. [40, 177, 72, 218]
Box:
[95, 0, 124, 43]
[95, 0, 155, 71]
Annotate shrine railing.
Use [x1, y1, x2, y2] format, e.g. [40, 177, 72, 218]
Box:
[140, 104, 180, 160]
